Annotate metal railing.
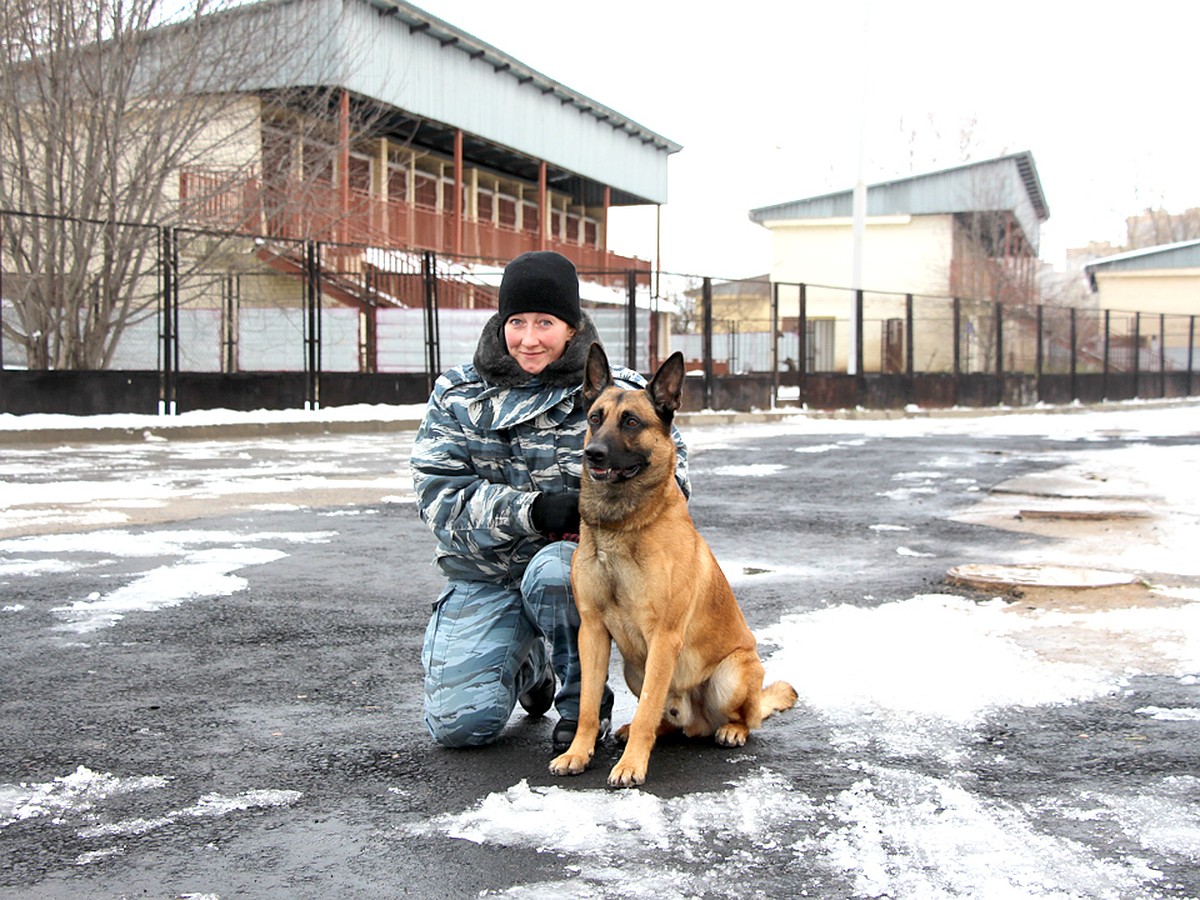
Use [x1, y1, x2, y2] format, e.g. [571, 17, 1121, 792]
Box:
[2, 208, 1197, 414]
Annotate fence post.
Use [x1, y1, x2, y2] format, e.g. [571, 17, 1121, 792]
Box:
[304, 241, 322, 410]
[1069, 307, 1077, 402]
[994, 301, 1004, 377]
[222, 274, 238, 374]
[904, 293, 914, 405]
[770, 281, 780, 408]
[159, 227, 179, 415]
[1103, 309, 1111, 400]
[648, 270, 659, 372]
[625, 269, 638, 371]
[798, 283, 808, 408]
[904, 294, 914, 375]
[1159, 313, 1166, 398]
[1189, 315, 1196, 397]
[702, 277, 713, 410]
[1133, 312, 1141, 397]
[1035, 304, 1044, 380]
[362, 265, 378, 375]
[422, 250, 440, 396]
[952, 296, 961, 383]
[853, 289, 864, 379]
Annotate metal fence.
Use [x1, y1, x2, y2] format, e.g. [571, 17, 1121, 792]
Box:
[682, 280, 1197, 410]
[2, 209, 1197, 414]
[0, 211, 663, 413]
[697, 283, 1198, 378]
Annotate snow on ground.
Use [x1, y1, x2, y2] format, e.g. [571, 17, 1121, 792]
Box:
[402, 764, 1177, 899]
[2, 400, 1200, 894]
[396, 402, 1200, 897]
[1, 529, 335, 633]
[398, 588, 1199, 896]
[0, 765, 302, 867]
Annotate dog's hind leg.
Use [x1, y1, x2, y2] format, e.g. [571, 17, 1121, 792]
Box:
[759, 679, 799, 718]
[614, 718, 680, 744]
[706, 650, 768, 747]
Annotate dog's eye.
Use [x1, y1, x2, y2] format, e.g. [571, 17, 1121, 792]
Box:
[588, 412, 602, 426]
[622, 414, 641, 429]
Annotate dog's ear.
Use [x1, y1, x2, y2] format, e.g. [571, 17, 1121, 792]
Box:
[648, 351, 685, 422]
[582, 342, 613, 410]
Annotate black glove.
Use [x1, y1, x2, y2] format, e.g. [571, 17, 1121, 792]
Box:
[531, 490, 580, 536]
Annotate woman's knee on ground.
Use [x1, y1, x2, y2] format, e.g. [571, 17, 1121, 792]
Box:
[521, 540, 576, 611]
[423, 686, 512, 748]
[421, 579, 530, 747]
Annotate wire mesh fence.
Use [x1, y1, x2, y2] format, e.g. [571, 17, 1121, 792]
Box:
[2, 209, 1197, 414]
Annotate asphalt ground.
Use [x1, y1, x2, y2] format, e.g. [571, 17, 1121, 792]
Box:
[1, 402, 1199, 898]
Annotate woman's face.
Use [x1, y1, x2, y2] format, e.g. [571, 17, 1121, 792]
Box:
[504, 313, 576, 374]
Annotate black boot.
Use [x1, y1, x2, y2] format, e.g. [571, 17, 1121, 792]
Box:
[552, 688, 613, 751]
[518, 661, 555, 718]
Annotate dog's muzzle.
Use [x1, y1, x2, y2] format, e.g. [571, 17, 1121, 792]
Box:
[585, 443, 645, 482]
[587, 463, 643, 482]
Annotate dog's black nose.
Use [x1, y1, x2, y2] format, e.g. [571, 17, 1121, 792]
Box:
[584, 443, 607, 465]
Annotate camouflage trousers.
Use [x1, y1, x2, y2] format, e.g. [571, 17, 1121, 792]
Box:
[422, 540, 595, 748]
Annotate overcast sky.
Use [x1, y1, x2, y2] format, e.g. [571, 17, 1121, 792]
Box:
[414, 0, 1200, 280]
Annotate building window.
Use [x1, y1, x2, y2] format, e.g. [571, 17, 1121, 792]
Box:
[413, 172, 437, 209]
[387, 167, 407, 203]
[348, 154, 371, 193]
[497, 195, 517, 229]
[521, 200, 539, 235]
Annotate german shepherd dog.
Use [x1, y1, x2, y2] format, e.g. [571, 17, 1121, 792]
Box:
[550, 343, 797, 787]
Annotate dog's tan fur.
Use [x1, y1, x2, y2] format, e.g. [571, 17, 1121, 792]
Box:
[549, 344, 797, 787]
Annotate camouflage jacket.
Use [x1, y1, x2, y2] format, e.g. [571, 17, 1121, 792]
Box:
[412, 312, 691, 588]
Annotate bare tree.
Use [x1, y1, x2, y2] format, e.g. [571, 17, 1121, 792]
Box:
[896, 112, 998, 176]
[0, 0, 369, 369]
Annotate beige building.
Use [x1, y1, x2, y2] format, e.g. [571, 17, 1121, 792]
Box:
[748, 153, 1050, 372]
[683, 277, 772, 331]
[1083, 240, 1200, 317]
[1083, 241, 1200, 371]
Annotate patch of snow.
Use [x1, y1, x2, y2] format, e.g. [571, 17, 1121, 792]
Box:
[711, 463, 787, 477]
[1136, 707, 1200, 721]
[0, 766, 169, 828]
[811, 765, 1162, 897]
[757, 595, 1117, 758]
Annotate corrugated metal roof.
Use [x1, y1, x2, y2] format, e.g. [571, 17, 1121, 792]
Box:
[748, 151, 1050, 251]
[367, 1, 681, 155]
[1082, 239, 1200, 290]
[236, 0, 678, 206]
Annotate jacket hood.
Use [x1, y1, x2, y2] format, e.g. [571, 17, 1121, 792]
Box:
[473, 311, 601, 389]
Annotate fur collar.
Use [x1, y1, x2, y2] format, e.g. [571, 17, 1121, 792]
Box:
[473, 312, 601, 389]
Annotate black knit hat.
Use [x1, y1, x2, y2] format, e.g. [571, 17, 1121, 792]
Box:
[497, 251, 581, 331]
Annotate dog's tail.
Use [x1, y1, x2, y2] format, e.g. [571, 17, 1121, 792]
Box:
[759, 680, 799, 719]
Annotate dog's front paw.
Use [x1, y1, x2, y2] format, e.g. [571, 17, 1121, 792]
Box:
[549, 750, 592, 776]
[607, 758, 647, 788]
[715, 722, 749, 747]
